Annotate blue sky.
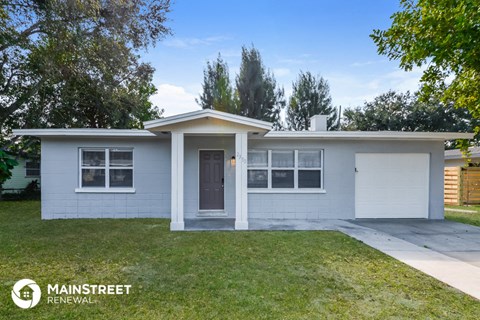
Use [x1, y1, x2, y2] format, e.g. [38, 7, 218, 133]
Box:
[144, 0, 423, 116]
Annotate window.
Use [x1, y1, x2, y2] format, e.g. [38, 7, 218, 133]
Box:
[79, 148, 133, 189]
[298, 150, 322, 188]
[271, 150, 294, 188]
[25, 160, 40, 177]
[247, 149, 323, 190]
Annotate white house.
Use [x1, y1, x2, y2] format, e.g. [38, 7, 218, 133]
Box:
[13, 109, 473, 230]
[2, 156, 40, 190]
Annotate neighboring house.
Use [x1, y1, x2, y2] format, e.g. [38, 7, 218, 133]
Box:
[13, 109, 472, 230]
[2, 156, 40, 190]
[444, 147, 480, 167]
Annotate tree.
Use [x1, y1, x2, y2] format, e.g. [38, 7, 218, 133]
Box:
[1, 0, 171, 138]
[0, 150, 18, 199]
[196, 54, 235, 113]
[235, 46, 285, 129]
[342, 91, 476, 147]
[371, 0, 480, 126]
[286, 71, 338, 130]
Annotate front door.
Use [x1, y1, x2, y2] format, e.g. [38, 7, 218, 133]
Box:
[199, 150, 224, 210]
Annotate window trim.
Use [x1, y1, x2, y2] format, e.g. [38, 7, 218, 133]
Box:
[247, 149, 325, 193]
[25, 160, 41, 178]
[76, 147, 135, 193]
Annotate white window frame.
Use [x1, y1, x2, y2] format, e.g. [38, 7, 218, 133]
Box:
[248, 149, 325, 194]
[75, 147, 135, 193]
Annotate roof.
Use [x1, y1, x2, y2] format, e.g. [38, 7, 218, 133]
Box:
[11, 109, 475, 141]
[445, 147, 480, 160]
[12, 128, 156, 137]
[143, 109, 273, 131]
[263, 131, 474, 141]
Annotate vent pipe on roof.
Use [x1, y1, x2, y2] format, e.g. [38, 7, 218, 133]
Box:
[309, 115, 328, 131]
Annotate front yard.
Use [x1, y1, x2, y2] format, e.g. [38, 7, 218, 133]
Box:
[0, 201, 479, 319]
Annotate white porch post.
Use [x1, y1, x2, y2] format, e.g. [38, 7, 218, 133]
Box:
[170, 132, 184, 231]
[235, 133, 249, 230]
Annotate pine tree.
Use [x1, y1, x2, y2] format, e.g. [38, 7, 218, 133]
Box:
[235, 46, 285, 128]
[287, 71, 338, 130]
[196, 54, 235, 113]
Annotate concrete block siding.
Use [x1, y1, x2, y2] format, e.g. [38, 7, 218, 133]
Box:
[247, 139, 445, 220]
[41, 137, 171, 219]
[40, 136, 445, 221]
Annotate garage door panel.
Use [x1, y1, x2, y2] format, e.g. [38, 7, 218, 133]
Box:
[355, 153, 429, 219]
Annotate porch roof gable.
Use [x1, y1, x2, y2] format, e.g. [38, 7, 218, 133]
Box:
[143, 109, 273, 133]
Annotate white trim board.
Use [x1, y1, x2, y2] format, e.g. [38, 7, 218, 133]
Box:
[144, 109, 272, 130]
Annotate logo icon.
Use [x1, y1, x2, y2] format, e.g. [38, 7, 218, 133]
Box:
[11, 279, 41, 309]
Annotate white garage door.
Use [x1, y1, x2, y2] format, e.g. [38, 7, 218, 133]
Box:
[355, 153, 429, 218]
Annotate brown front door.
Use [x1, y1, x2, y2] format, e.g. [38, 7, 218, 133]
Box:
[199, 150, 224, 210]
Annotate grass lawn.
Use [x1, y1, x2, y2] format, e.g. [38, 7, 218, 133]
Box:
[1, 201, 479, 319]
[445, 205, 480, 227]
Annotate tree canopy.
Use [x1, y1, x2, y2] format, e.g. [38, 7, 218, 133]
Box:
[1, 0, 171, 136]
[286, 71, 338, 131]
[235, 46, 285, 129]
[196, 54, 235, 113]
[342, 90, 476, 147]
[371, 0, 480, 126]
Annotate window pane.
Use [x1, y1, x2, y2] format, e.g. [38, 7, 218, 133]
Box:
[272, 170, 294, 188]
[26, 169, 40, 177]
[248, 170, 268, 188]
[272, 150, 294, 167]
[298, 150, 321, 168]
[26, 161, 40, 177]
[82, 150, 105, 167]
[248, 150, 268, 167]
[299, 170, 321, 188]
[110, 169, 133, 187]
[82, 169, 105, 187]
[110, 150, 133, 167]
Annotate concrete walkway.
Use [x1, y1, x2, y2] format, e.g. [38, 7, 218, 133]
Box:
[250, 218, 480, 300]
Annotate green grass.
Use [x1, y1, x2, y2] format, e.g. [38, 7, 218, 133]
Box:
[0, 201, 479, 319]
[445, 205, 480, 227]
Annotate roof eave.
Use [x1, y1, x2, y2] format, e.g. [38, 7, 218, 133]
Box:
[12, 129, 157, 138]
[262, 131, 474, 140]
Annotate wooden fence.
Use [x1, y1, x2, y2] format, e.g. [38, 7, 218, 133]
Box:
[444, 167, 480, 205]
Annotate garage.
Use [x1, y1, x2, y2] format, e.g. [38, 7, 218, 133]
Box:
[355, 153, 430, 219]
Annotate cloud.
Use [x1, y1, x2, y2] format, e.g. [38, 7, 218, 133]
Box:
[277, 55, 319, 65]
[350, 59, 388, 67]
[383, 67, 424, 93]
[150, 84, 200, 116]
[163, 36, 230, 49]
[326, 67, 424, 108]
[273, 68, 291, 77]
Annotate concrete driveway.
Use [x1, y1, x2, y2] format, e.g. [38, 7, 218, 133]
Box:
[350, 219, 480, 268]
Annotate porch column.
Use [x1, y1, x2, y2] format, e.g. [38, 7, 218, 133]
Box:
[235, 133, 249, 230]
[170, 132, 184, 231]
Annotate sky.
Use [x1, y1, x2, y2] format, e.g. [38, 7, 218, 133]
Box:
[143, 0, 423, 117]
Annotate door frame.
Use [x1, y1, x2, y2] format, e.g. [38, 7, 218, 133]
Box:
[197, 149, 226, 215]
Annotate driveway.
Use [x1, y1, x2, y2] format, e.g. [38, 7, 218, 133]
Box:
[350, 219, 480, 267]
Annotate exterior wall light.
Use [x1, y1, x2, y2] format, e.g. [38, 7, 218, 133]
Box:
[230, 156, 236, 166]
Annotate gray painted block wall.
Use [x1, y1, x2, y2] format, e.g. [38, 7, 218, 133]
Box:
[40, 136, 445, 221]
[247, 139, 445, 220]
[41, 137, 171, 219]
